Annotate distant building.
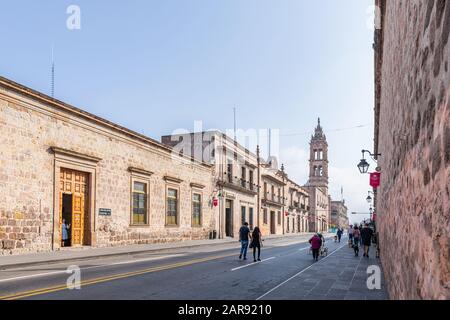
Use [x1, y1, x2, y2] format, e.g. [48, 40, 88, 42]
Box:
[330, 200, 349, 229]
[304, 119, 330, 233]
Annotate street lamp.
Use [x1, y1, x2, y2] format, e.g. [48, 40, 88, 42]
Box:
[366, 191, 374, 203]
[357, 149, 381, 174]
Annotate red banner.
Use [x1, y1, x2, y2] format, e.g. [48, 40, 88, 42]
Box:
[370, 172, 381, 189]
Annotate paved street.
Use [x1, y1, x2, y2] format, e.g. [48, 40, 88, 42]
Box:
[0, 235, 388, 300]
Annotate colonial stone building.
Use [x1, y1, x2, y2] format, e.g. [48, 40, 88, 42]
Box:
[285, 178, 310, 233]
[161, 131, 258, 238]
[161, 132, 311, 238]
[0, 76, 215, 255]
[304, 119, 330, 233]
[330, 200, 349, 229]
[374, 0, 449, 299]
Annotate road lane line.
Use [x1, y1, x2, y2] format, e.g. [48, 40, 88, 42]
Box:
[0, 252, 236, 300]
[256, 243, 347, 300]
[0, 254, 184, 283]
[231, 257, 276, 271]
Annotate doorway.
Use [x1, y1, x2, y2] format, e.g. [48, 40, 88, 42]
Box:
[270, 211, 276, 234]
[61, 194, 73, 247]
[225, 199, 233, 237]
[59, 168, 90, 247]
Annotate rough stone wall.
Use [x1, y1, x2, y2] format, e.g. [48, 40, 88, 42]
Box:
[376, 0, 450, 299]
[0, 83, 215, 255]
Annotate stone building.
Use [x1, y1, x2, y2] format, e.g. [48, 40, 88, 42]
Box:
[373, 0, 449, 299]
[259, 158, 286, 236]
[304, 119, 330, 233]
[161, 131, 258, 238]
[285, 178, 310, 233]
[0, 76, 215, 255]
[330, 200, 349, 229]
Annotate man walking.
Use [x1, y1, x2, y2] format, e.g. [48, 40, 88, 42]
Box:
[361, 223, 374, 258]
[337, 228, 343, 243]
[239, 222, 251, 260]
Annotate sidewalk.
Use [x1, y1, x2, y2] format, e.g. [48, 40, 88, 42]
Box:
[0, 232, 320, 270]
[262, 241, 390, 300]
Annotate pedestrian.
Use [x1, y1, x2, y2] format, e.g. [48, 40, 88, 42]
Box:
[361, 223, 374, 258]
[337, 228, 343, 243]
[61, 218, 70, 247]
[348, 225, 354, 248]
[250, 226, 262, 262]
[239, 222, 251, 260]
[352, 225, 361, 257]
[309, 233, 322, 262]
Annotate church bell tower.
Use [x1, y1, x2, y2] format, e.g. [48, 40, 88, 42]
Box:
[308, 118, 329, 187]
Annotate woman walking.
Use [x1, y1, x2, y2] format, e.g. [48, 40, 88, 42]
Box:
[309, 233, 322, 262]
[352, 225, 361, 257]
[250, 226, 262, 262]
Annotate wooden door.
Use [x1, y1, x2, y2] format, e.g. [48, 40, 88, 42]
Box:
[60, 169, 89, 246]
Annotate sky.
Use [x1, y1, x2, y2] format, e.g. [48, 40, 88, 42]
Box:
[0, 0, 377, 224]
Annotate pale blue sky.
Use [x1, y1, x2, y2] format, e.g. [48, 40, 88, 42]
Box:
[0, 0, 376, 223]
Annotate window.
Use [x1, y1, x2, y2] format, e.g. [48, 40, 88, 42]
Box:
[241, 167, 246, 188]
[241, 206, 246, 225]
[263, 208, 268, 224]
[264, 182, 267, 199]
[278, 188, 281, 203]
[278, 211, 281, 225]
[271, 185, 275, 201]
[249, 207, 254, 229]
[287, 217, 290, 232]
[319, 166, 323, 177]
[249, 170, 254, 191]
[132, 181, 147, 225]
[227, 162, 233, 183]
[192, 193, 201, 227]
[166, 188, 178, 225]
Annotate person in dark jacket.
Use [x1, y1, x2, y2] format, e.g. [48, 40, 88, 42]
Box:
[337, 228, 343, 243]
[360, 223, 374, 258]
[238, 222, 252, 260]
[250, 226, 262, 262]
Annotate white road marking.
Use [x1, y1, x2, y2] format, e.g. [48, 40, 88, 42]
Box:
[256, 244, 347, 300]
[0, 254, 183, 283]
[231, 257, 276, 271]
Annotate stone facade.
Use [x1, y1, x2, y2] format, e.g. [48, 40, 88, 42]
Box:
[162, 131, 259, 238]
[285, 179, 310, 233]
[330, 200, 349, 229]
[374, 0, 450, 299]
[0, 77, 215, 255]
[304, 119, 330, 233]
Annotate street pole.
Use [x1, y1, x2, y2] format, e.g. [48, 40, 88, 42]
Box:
[281, 164, 285, 235]
[256, 145, 260, 229]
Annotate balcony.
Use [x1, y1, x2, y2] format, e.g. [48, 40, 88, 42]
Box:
[263, 193, 285, 207]
[220, 175, 258, 195]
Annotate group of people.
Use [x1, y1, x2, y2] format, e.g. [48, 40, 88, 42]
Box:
[348, 223, 374, 258]
[238, 222, 263, 262]
[237, 221, 375, 263]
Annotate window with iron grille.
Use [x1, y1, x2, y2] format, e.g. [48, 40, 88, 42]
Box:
[249, 207, 254, 229]
[132, 181, 147, 225]
[278, 211, 281, 225]
[241, 206, 246, 225]
[166, 188, 178, 225]
[192, 193, 201, 226]
[263, 208, 268, 224]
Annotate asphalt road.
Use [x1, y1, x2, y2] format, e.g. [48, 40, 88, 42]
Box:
[0, 235, 346, 300]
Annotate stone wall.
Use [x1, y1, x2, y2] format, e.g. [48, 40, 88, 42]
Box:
[0, 78, 215, 255]
[375, 0, 450, 299]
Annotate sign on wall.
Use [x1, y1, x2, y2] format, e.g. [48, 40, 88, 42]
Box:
[370, 172, 381, 189]
[99, 208, 112, 216]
